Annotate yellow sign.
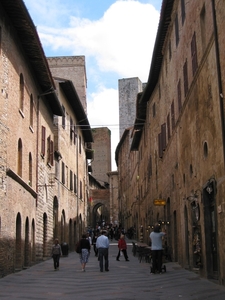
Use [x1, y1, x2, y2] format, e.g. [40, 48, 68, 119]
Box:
[154, 199, 166, 206]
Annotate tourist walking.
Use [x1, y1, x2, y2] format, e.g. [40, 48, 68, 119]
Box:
[96, 230, 109, 272]
[116, 234, 129, 261]
[149, 224, 166, 274]
[51, 238, 62, 271]
[79, 233, 91, 272]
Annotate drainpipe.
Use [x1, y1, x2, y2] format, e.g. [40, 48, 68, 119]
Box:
[211, 0, 225, 168]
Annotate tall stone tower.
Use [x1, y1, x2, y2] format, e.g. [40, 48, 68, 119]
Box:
[47, 56, 87, 113]
[118, 77, 144, 138]
[91, 127, 112, 185]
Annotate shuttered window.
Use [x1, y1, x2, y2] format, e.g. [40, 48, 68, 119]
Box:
[62, 161, 65, 184]
[171, 101, 175, 130]
[167, 113, 171, 140]
[158, 133, 163, 158]
[191, 32, 198, 76]
[183, 60, 188, 97]
[177, 79, 182, 113]
[41, 126, 46, 156]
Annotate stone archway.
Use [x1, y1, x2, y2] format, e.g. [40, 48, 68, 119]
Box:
[92, 202, 110, 228]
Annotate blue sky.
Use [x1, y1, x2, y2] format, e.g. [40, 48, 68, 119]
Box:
[24, 0, 161, 170]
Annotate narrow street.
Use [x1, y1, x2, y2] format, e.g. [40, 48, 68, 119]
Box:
[0, 241, 225, 300]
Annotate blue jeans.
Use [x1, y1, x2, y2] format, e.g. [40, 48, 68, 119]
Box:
[98, 248, 109, 271]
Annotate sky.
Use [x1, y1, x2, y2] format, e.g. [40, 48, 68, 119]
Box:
[24, 0, 162, 170]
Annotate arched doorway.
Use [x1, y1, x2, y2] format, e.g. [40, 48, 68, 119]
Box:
[15, 213, 22, 269]
[31, 219, 35, 263]
[43, 213, 47, 258]
[203, 180, 218, 279]
[53, 197, 59, 239]
[173, 210, 178, 262]
[184, 205, 190, 266]
[24, 217, 29, 267]
[69, 219, 73, 250]
[61, 210, 66, 243]
[92, 203, 109, 228]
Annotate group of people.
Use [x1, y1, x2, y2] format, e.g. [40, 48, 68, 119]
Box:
[51, 223, 166, 274]
[51, 229, 130, 272]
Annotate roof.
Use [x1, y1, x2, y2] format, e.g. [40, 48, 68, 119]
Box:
[59, 80, 93, 143]
[131, 0, 174, 151]
[1, 0, 63, 116]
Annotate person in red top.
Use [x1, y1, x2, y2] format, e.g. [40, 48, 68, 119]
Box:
[116, 234, 129, 261]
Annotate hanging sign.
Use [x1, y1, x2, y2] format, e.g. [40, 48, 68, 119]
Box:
[154, 199, 166, 206]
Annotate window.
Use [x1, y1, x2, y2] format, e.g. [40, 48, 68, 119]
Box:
[183, 60, 188, 97]
[148, 155, 152, 179]
[41, 126, 46, 156]
[70, 170, 73, 191]
[175, 14, 179, 47]
[30, 94, 34, 128]
[167, 113, 171, 140]
[62, 161, 65, 184]
[177, 79, 182, 113]
[18, 139, 22, 177]
[79, 135, 82, 154]
[161, 123, 166, 151]
[152, 103, 156, 117]
[158, 133, 163, 158]
[70, 117, 73, 141]
[181, 0, 186, 25]
[171, 101, 175, 130]
[19, 74, 24, 111]
[80, 180, 82, 199]
[47, 136, 54, 166]
[62, 106, 65, 129]
[73, 125, 76, 145]
[29, 153, 32, 186]
[74, 174, 77, 194]
[191, 32, 198, 76]
[50, 140, 54, 166]
[169, 40, 172, 60]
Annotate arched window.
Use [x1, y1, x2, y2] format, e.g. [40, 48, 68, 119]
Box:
[29, 152, 32, 186]
[18, 139, 22, 177]
[19, 74, 24, 111]
[30, 94, 34, 128]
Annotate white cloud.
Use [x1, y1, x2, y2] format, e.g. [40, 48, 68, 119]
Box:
[37, 1, 159, 81]
[87, 87, 119, 169]
[25, 0, 160, 170]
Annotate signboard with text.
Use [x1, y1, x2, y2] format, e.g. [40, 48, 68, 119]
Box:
[154, 199, 166, 206]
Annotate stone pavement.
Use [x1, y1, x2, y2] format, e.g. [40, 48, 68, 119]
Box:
[1, 240, 225, 299]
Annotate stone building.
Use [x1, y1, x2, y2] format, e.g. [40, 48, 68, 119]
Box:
[51, 78, 93, 250]
[91, 127, 111, 185]
[119, 78, 144, 139]
[0, 1, 93, 277]
[0, 0, 63, 275]
[117, 0, 225, 284]
[47, 56, 87, 113]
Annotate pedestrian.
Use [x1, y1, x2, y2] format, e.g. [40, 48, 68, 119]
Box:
[79, 233, 91, 272]
[109, 227, 114, 241]
[149, 224, 166, 274]
[96, 230, 109, 272]
[92, 232, 98, 256]
[51, 238, 62, 271]
[116, 234, 129, 261]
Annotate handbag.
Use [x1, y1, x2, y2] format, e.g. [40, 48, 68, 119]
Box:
[75, 241, 81, 254]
